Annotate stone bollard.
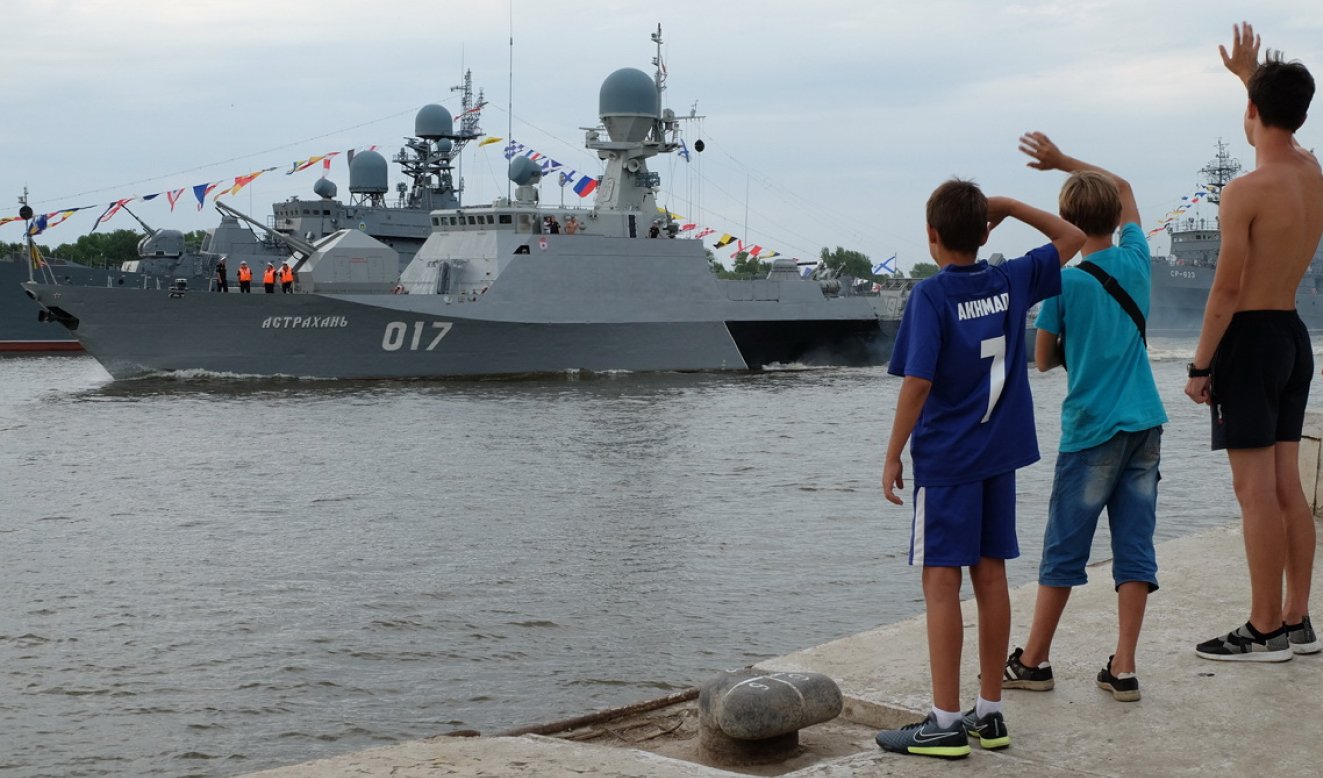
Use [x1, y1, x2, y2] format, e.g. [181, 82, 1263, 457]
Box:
[697, 669, 843, 765]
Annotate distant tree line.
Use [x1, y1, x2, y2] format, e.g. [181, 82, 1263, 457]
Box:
[711, 245, 925, 281]
[2, 229, 208, 266]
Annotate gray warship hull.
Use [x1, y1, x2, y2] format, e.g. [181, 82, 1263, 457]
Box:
[21, 40, 912, 379]
[1147, 255, 1323, 332]
[24, 241, 902, 380]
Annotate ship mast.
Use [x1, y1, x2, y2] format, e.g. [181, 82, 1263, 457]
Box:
[1199, 138, 1242, 205]
[450, 69, 485, 203]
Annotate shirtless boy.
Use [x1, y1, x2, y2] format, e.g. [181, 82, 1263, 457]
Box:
[1185, 21, 1323, 661]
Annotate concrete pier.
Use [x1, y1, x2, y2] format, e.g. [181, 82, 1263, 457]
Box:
[248, 415, 1323, 777]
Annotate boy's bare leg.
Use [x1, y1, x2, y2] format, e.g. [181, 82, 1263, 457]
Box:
[1227, 447, 1287, 631]
[970, 558, 1009, 703]
[923, 565, 964, 712]
[1112, 582, 1148, 674]
[1019, 585, 1071, 667]
[1275, 442, 1316, 623]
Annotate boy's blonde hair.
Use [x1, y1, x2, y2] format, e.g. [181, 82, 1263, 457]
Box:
[1059, 170, 1121, 237]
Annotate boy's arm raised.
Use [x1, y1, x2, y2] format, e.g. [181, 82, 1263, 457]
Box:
[1019, 131, 1141, 228]
[882, 376, 931, 505]
[987, 196, 1085, 266]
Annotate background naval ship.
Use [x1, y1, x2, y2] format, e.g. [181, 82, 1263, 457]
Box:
[1, 73, 484, 351]
[1148, 140, 1323, 331]
[23, 34, 915, 381]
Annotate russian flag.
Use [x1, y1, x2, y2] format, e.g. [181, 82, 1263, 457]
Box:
[573, 176, 598, 197]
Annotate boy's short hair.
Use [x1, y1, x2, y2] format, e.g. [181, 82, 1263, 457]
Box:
[1059, 170, 1121, 237]
[926, 179, 987, 254]
[1249, 55, 1315, 132]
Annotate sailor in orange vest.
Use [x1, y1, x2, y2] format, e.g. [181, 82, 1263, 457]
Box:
[280, 263, 294, 293]
[262, 263, 277, 293]
[236, 261, 253, 293]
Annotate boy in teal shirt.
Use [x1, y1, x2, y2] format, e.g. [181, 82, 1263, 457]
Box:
[1005, 133, 1167, 701]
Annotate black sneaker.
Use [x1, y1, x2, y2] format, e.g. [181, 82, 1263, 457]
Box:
[1285, 616, 1321, 655]
[961, 708, 1010, 750]
[1096, 655, 1140, 702]
[1003, 647, 1054, 690]
[1195, 622, 1293, 662]
[874, 712, 970, 759]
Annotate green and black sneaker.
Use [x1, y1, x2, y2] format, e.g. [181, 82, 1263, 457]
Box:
[874, 713, 970, 759]
[961, 708, 1010, 750]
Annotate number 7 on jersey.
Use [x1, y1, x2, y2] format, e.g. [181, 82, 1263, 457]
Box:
[980, 335, 1006, 423]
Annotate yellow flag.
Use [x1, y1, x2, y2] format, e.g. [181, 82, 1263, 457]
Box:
[478, 136, 504, 147]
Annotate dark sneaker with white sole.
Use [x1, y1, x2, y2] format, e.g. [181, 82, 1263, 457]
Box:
[961, 708, 1010, 750]
[1003, 646, 1054, 690]
[1285, 616, 1321, 655]
[1096, 655, 1140, 702]
[874, 712, 970, 759]
[1195, 622, 1292, 662]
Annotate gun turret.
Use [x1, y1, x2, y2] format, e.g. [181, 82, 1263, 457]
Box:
[119, 203, 158, 235]
[214, 200, 318, 258]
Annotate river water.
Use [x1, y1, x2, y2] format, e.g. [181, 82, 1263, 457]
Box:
[0, 342, 1307, 776]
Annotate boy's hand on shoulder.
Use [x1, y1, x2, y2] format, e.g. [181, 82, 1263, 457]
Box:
[882, 459, 905, 505]
[1018, 132, 1066, 171]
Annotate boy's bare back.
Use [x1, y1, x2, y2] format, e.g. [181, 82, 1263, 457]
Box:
[1221, 145, 1323, 310]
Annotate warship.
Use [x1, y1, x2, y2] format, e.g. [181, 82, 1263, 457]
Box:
[1148, 140, 1323, 331]
[22, 29, 915, 381]
[2, 72, 484, 352]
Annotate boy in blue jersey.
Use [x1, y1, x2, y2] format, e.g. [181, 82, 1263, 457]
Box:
[875, 179, 1084, 758]
[1002, 134, 1167, 703]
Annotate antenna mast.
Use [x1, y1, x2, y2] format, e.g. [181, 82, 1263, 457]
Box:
[1200, 138, 1242, 205]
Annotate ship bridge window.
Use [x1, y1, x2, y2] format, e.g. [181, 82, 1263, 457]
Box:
[323, 209, 331, 215]
[432, 217, 440, 226]
[467, 216, 477, 225]
[484, 215, 495, 225]
[518, 214, 533, 232]
[499, 214, 512, 225]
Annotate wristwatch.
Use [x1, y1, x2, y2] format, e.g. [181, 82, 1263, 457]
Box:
[1187, 362, 1212, 378]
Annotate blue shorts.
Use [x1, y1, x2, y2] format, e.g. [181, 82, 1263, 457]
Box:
[1040, 427, 1161, 591]
[911, 471, 1019, 567]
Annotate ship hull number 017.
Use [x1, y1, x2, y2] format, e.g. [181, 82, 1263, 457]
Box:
[382, 321, 454, 351]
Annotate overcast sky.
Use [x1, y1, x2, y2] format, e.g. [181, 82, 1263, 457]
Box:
[3, 1, 1322, 272]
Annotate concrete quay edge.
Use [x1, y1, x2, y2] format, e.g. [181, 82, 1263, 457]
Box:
[247, 413, 1323, 777]
[248, 521, 1323, 778]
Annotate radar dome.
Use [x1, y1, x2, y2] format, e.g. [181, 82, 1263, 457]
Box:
[599, 68, 660, 143]
[508, 156, 543, 186]
[313, 178, 338, 199]
[437, 139, 453, 154]
[415, 104, 454, 139]
[349, 150, 389, 194]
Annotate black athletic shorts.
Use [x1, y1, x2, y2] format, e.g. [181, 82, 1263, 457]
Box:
[1210, 310, 1313, 451]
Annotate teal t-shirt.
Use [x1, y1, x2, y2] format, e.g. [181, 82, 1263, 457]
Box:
[1034, 222, 1168, 452]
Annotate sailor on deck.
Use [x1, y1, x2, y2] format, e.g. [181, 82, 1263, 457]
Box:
[280, 264, 294, 293]
[237, 262, 252, 293]
[263, 263, 276, 293]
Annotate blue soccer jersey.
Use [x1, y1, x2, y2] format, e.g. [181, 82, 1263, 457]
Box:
[889, 245, 1061, 486]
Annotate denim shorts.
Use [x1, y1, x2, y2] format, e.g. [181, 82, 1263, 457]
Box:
[1039, 427, 1161, 591]
[912, 471, 1019, 567]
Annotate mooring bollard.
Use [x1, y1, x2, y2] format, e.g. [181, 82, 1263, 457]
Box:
[697, 668, 843, 765]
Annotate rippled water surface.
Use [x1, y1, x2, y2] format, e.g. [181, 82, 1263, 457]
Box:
[0, 341, 1297, 776]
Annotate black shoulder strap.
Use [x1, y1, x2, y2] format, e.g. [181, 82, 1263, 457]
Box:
[1075, 260, 1146, 346]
